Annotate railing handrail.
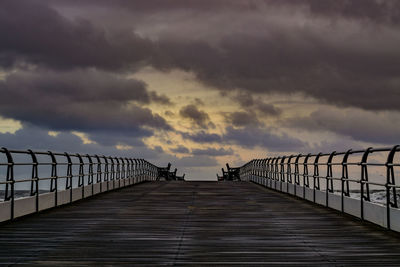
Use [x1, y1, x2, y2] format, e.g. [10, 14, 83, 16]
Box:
[232, 144, 400, 231]
[0, 147, 160, 207]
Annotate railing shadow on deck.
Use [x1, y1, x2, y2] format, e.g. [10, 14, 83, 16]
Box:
[231, 145, 400, 232]
[0, 148, 160, 223]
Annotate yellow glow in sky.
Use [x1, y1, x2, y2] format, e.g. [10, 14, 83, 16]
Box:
[0, 117, 22, 134]
[71, 131, 96, 144]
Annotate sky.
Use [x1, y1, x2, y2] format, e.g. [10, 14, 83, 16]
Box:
[0, 0, 399, 180]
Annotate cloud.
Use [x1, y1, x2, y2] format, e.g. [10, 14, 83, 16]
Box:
[2, 0, 400, 112]
[180, 130, 222, 143]
[149, 91, 174, 105]
[179, 104, 214, 129]
[0, 0, 154, 71]
[284, 108, 400, 144]
[223, 126, 307, 152]
[45, 0, 400, 26]
[171, 145, 190, 154]
[231, 92, 281, 116]
[191, 147, 234, 156]
[256, 102, 281, 116]
[181, 125, 307, 153]
[0, 69, 171, 134]
[223, 111, 262, 127]
[147, 4, 400, 111]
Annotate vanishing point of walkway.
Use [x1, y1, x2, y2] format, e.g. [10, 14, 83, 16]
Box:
[1, 181, 400, 266]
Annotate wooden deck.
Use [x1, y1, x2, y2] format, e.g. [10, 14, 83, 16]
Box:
[1, 181, 400, 266]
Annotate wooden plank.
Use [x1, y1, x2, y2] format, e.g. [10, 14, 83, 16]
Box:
[0, 181, 400, 265]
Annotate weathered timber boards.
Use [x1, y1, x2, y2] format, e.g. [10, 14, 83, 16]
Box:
[0, 181, 400, 266]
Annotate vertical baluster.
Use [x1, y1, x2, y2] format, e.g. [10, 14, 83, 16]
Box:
[103, 156, 109, 191]
[76, 154, 84, 198]
[360, 148, 372, 220]
[48, 151, 58, 206]
[110, 157, 115, 189]
[325, 151, 336, 207]
[125, 158, 130, 186]
[95, 155, 102, 192]
[287, 155, 293, 193]
[303, 154, 311, 199]
[64, 153, 73, 202]
[280, 156, 285, 191]
[294, 154, 301, 186]
[386, 145, 399, 229]
[114, 157, 120, 188]
[28, 149, 39, 212]
[313, 153, 322, 203]
[3, 148, 15, 219]
[86, 155, 94, 196]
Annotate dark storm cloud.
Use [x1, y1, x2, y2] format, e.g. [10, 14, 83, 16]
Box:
[223, 111, 262, 127]
[46, 0, 400, 25]
[3, 0, 400, 111]
[180, 126, 306, 152]
[171, 145, 190, 154]
[223, 126, 306, 152]
[231, 92, 281, 116]
[0, 69, 171, 133]
[179, 104, 214, 129]
[155, 31, 400, 111]
[180, 131, 223, 143]
[292, 0, 400, 25]
[0, 0, 153, 71]
[149, 91, 174, 106]
[191, 147, 233, 156]
[284, 108, 400, 145]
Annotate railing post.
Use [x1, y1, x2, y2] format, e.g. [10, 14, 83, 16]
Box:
[103, 156, 109, 191]
[95, 155, 102, 192]
[133, 159, 138, 183]
[129, 159, 135, 184]
[294, 154, 301, 196]
[262, 158, 267, 186]
[280, 156, 285, 191]
[125, 158, 130, 185]
[265, 158, 270, 187]
[139, 159, 143, 183]
[115, 157, 121, 188]
[287, 155, 293, 192]
[28, 149, 39, 212]
[275, 157, 280, 190]
[3, 148, 15, 219]
[360, 148, 372, 220]
[303, 154, 311, 199]
[110, 157, 115, 189]
[341, 150, 352, 212]
[386, 145, 399, 230]
[76, 154, 84, 198]
[48, 151, 58, 206]
[64, 153, 73, 203]
[326, 151, 336, 207]
[313, 153, 322, 203]
[86, 155, 94, 196]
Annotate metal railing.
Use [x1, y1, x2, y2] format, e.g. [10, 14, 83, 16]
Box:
[0, 147, 159, 220]
[237, 145, 400, 230]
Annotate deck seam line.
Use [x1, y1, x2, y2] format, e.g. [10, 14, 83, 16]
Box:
[173, 185, 197, 265]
